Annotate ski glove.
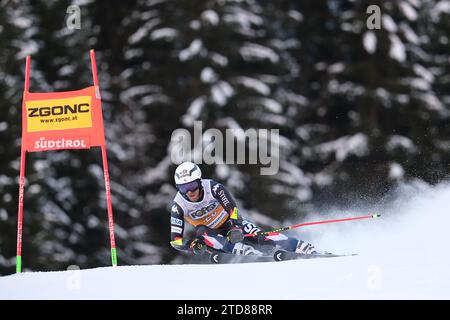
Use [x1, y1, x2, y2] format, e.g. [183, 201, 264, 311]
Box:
[188, 238, 206, 255]
[229, 207, 243, 228]
[227, 227, 244, 244]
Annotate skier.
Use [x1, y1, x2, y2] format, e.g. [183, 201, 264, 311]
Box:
[169, 161, 318, 257]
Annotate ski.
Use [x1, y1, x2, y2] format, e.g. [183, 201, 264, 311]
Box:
[273, 250, 357, 262]
[207, 249, 273, 264]
[205, 248, 357, 264]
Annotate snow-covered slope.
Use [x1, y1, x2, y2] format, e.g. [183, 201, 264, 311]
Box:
[1, 182, 450, 299]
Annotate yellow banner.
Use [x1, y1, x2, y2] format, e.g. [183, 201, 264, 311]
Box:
[26, 96, 93, 132]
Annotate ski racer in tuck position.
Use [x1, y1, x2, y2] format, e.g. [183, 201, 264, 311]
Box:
[169, 161, 318, 257]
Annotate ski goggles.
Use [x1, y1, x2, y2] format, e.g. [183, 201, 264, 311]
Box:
[177, 180, 201, 194]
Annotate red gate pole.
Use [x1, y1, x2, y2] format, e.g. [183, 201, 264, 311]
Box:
[90, 49, 118, 267]
[16, 56, 31, 273]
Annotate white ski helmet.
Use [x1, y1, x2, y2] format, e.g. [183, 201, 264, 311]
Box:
[174, 161, 202, 185]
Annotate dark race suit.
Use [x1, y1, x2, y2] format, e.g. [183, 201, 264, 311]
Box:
[170, 179, 298, 254]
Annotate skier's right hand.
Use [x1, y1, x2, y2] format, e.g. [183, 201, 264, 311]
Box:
[188, 238, 206, 255]
[227, 227, 244, 244]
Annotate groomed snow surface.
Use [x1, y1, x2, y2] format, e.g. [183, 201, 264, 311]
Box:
[1, 182, 450, 300]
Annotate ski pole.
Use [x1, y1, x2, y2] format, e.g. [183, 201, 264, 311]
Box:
[244, 213, 381, 237]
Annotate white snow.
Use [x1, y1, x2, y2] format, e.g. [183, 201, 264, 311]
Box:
[179, 39, 204, 61]
[145, 0, 167, 8]
[271, 184, 312, 202]
[408, 78, 431, 91]
[210, 81, 234, 106]
[223, 7, 263, 29]
[288, 10, 303, 22]
[413, 64, 434, 83]
[150, 28, 178, 41]
[400, 23, 420, 45]
[2, 182, 450, 299]
[386, 135, 417, 153]
[275, 161, 311, 188]
[396, 94, 410, 104]
[256, 98, 282, 113]
[382, 15, 398, 33]
[234, 76, 270, 95]
[285, 92, 309, 107]
[124, 48, 143, 59]
[389, 34, 406, 62]
[399, 2, 418, 21]
[128, 19, 161, 44]
[388, 162, 405, 180]
[201, 10, 220, 26]
[327, 63, 345, 74]
[328, 80, 365, 96]
[313, 171, 334, 187]
[209, 52, 228, 67]
[200, 67, 218, 83]
[120, 85, 161, 104]
[431, 1, 450, 21]
[215, 163, 230, 180]
[0, 122, 8, 132]
[419, 93, 445, 112]
[140, 94, 171, 106]
[15, 40, 39, 59]
[0, 209, 8, 221]
[58, 65, 76, 77]
[408, 0, 420, 8]
[181, 96, 206, 126]
[363, 32, 377, 54]
[12, 16, 32, 28]
[315, 133, 369, 162]
[73, 0, 95, 5]
[239, 42, 279, 63]
[0, 175, 13, 186]
[375, 87, 392, 108]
